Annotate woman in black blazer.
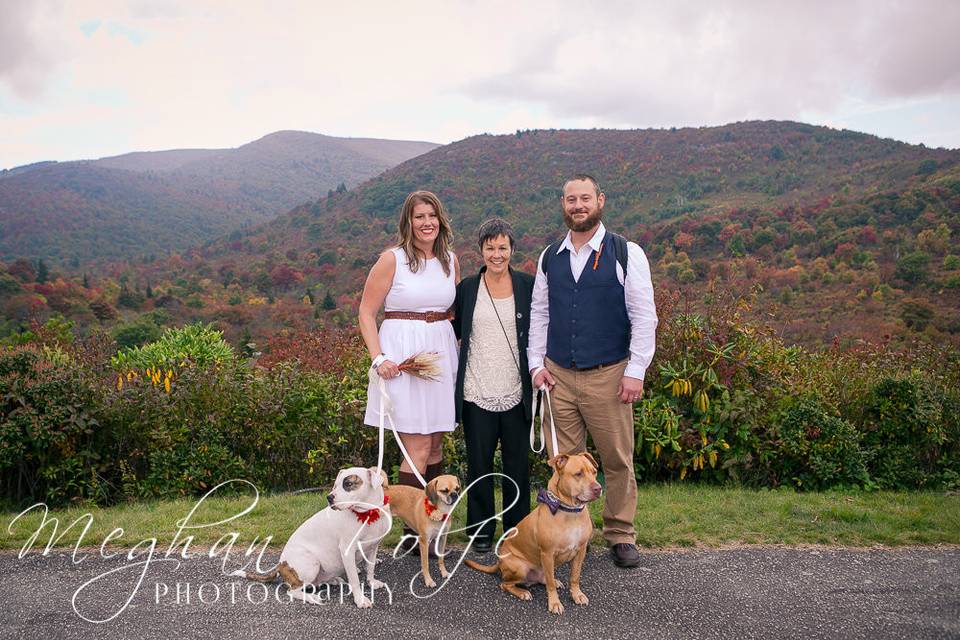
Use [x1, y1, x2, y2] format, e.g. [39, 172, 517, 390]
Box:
[453, 218, 534, 553]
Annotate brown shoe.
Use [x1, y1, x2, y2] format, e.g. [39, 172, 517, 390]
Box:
[610, 543, 641, 568]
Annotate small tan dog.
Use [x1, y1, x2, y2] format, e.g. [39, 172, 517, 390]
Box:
[385, 474, 461, 587]
[465, 452, 602, 614]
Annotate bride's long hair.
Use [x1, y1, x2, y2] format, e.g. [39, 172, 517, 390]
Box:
[396, 190, 454, 276]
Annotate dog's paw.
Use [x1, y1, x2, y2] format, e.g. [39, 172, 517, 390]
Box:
[548, 598, 565, 615]
[439, 568, 449, 579]
[353, 594, 373, 609]
[571, 589, 589, 606]
[555, 579, 564, 590]
[369, 579, 387, 590]
[423, 575, 437, 588]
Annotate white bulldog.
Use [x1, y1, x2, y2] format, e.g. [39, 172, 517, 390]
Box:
[232, 466, 391, 607]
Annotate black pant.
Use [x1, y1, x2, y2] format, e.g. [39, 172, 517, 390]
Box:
[462, 401, 530, 542]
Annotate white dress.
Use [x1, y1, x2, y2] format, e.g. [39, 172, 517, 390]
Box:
[364, 247, 458, 434]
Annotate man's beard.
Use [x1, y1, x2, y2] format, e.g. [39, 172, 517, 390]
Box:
[563, 205, 603, 232]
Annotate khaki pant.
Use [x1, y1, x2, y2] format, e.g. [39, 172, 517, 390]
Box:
[543, 357, 637, 545]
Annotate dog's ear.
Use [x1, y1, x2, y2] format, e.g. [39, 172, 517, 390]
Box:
[547, 454, 569, 470]
[368, 467, 386, 489]
[426, 478, 440, 506]
[580, 452, 599, 471]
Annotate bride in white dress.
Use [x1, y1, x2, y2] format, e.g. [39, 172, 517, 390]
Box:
[358, 190, 460, 502]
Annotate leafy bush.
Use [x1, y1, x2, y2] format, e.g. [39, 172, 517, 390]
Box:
[861, 377, 948, 489]
[777, 396, 869, 490]
[3, 307, 960, 508]
[111, 321, 234, 373]
[0, 348, 109, 505]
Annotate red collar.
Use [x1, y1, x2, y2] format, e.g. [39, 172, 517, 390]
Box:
[351, 495, 389, 525]
[424, 497, 448, 522]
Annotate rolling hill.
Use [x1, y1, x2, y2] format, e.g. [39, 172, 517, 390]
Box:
[3, 121, 959, 350]
[0, 131, 439, 267]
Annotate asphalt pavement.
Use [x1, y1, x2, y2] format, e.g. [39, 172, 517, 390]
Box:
[1, 545, 958, 639]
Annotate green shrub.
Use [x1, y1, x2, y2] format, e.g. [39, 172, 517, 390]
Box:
[777, 396, 869, 490]
[0, 348, 108, 506]
[861, 377, 947, 488]
[111, 321, 234, 373]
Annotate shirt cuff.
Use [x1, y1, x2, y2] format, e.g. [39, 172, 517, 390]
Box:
[623, 362, 646, 380]
[528, 357, 545, 374]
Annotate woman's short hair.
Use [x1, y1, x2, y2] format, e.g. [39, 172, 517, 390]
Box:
[477, 217, 516, 251]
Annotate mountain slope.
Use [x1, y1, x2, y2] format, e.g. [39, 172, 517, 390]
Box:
[0, 131, 438, 267]
[5, 121, 959, 350]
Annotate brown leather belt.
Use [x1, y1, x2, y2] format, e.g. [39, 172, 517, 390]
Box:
[569, 357, 627, 372]
[384, 310, 453, 323]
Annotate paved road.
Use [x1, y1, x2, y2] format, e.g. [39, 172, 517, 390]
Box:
[1, 546, 958, 639]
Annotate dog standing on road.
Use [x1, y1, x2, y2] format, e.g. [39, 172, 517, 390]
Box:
[465, 453, 602, 614]
[232, 466, 391, 608]
[385, 475, 460, 587]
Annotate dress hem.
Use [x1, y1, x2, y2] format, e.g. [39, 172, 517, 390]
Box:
[363, 421, 458, 434]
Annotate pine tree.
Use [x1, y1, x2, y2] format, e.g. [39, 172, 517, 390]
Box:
[322, 291, 336, 310]
[36, 259, 48, 284]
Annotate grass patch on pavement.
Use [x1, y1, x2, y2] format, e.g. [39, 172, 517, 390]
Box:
[2, 484, 957, 552]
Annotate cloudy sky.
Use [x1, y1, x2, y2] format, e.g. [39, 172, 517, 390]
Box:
[2, 0, 959, 168]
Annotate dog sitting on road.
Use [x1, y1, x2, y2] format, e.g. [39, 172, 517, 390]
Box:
[232, 466, 391, 608]
[385, 474, 460, 588]
[464, 452, 602, 615]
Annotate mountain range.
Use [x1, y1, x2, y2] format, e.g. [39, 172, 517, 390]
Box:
[2, 120, 959, 350]
[0, 131, 438, 266]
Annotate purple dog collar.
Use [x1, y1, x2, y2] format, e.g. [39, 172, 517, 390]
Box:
[536, 488, 585, 515]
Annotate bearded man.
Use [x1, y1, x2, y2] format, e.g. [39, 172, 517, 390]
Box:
[527, 174, 658, 568]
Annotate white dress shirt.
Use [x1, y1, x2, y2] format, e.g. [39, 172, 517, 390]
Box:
[527, 222, 658, 380]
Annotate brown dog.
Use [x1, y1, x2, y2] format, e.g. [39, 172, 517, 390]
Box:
[464, 452, 602, 614]
[385, 474, 461, 587]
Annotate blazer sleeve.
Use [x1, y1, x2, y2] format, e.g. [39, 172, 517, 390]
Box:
[452, 280, 464, 341]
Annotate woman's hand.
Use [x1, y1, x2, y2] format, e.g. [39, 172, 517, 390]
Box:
[375, 359, 401, 379]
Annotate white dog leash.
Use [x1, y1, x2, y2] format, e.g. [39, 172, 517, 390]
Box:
[370, 367, 427, 487]
[529, 383, 560, 457]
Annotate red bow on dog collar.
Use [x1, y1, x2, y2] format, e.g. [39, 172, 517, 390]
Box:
[352, 495, 389, 525]
[423, 497, 447, 522]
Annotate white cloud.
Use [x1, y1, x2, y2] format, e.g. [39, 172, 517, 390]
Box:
[1, 0, 958, 167]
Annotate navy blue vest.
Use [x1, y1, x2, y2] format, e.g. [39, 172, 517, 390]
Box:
[546, 233, 630, 369]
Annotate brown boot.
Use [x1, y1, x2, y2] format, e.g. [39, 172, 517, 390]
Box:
[425, 461, 443, 482]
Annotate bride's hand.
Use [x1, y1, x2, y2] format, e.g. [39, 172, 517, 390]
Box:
[376, 360, 401, 379]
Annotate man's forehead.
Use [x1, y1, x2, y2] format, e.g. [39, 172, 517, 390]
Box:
[563, 180, 596, 196]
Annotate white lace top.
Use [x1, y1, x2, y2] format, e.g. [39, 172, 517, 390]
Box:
[463, 287, 523, 412]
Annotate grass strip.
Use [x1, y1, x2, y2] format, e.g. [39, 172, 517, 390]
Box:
[2, 485, 957, 552]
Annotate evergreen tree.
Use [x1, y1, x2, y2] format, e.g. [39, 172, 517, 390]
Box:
[322, 291, 336, 310]
[36, 259, 49, 284]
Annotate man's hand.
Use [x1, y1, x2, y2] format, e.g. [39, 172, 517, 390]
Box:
[618, 376, 644, 403]
[532, 367, 557, 391]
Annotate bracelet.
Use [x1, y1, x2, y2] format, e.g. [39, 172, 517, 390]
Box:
[372, 354, 388, 369]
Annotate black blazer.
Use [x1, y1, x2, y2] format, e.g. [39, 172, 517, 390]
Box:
[453, 266, 535, 423]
